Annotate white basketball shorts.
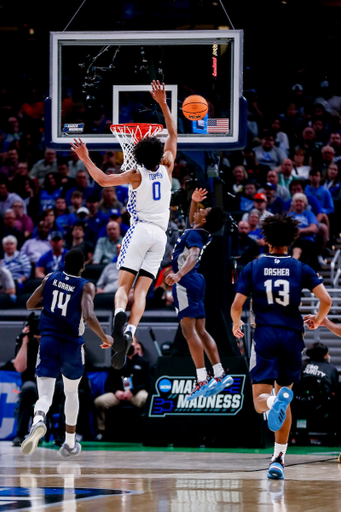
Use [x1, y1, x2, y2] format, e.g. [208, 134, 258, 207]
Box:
[117, 222, 167, 279]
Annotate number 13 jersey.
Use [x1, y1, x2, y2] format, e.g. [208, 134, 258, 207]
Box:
[127, 165, 171, 232]
[39, 271, 88, 341]
[234, 254, 322, 332]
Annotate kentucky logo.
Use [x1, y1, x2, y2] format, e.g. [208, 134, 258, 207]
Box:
[149, 375, 245, 417]
[0, 487, 139, 511]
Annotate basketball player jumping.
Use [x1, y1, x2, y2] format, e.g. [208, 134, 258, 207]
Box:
[230, 213, 332, 480]
[21, 249, 113, 458]
[71, 80, 177, 369]
[165, 188, 233, 400]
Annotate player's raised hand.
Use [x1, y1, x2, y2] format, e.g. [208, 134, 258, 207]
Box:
[150, 80, 166, 105]
[100, 334, 114, 349]
[70, 139, 89, 161]
[232, 321, 244, 338]
[192, 188, 208, 203]
[303, 314, 321, 330]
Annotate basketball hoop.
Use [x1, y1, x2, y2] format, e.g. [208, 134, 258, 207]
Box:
[110, 123, 164, 172]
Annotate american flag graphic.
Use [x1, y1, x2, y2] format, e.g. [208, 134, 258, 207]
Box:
[207, 118, 229, 133]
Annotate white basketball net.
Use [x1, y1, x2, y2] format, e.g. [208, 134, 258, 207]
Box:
[110, 124, 163, 172]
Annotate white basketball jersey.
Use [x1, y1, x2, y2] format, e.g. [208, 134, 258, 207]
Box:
[127, 165, 171, 231]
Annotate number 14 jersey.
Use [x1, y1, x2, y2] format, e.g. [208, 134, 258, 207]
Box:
[234, 254, 322, 332]
[39, 271, 88, 341]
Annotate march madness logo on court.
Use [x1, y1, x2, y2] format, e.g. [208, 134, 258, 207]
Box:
[149, 375, 245, 417]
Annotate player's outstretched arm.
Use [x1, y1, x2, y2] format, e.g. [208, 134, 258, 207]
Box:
[165, 247, 200, 286]
[189, 188, 208, 226]
[70, 139, 139, 188]
[150, 81, 177, 177]
[26, 276, 49, 310]
[81, 282, 113, 348]
[303, 283, 332, 330]
[230, 293, 247, 338]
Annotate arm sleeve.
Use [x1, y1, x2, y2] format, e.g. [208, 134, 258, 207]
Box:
[301, 262, 323, 290]
[234, 261, 253, 297]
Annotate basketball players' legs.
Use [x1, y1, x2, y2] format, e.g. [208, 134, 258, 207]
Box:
[195, 318, 220, 366]
[274, 382, 293, 445]
[62, 375, 82, 448]
[115, 269, 136, 311]
[180, 317, 205, 370]
[128, 274, 153, 328]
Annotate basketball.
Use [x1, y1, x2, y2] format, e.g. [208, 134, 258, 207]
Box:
[182, 95, 208, 120]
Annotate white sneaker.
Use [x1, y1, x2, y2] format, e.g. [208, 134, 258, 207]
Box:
[21, 421, 47, 456]
[58, 441, 82, 459]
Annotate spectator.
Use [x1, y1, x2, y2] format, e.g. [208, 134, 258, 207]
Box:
[39, 172, 61, 212]
[20, 220, 51, 264]
[32, 207, 58, 238]
[153, 266, 174, 308]
[2, 117, 21, 153]
[66, 222, 94, 265]
[67, 151, 86, 178]
[235, 220, 260, 271]
[229, 165, 248, 195]
[295, 126, 320, 165]
[57, 160, 76, 195]
[242, 192, 273, 227]
[2, 235, 31, 290]
[93, 335, 150, 441]
[320, 145, 336, 176]
[305, 169, 335, 215]
[253, 129, 287, 170]
[0, 177, 27, 216]
[288, 193, 319, 268]
[93, 221, 122, 265]
[292, 148, 311, 180]
[323, 163, 341, 198]
[0, 148, 19, 179]
[275, 158, 298, 190]
[30, 149, 57, 185]
[329, 132, 341, 163]
[271, 117, 290, 156]
[238, 181, 257, 212]
[314, 81, 341, 117]
[302, 342, 339, 396]
[35, 231, 68, 278]
[64, 170, 94, 206]
[68, 189, 83, 214]
[247, 209, 266, 253]
[12, 201, 34, 239]
[85, 195, 109, 240]
[54, 197, 70, 236]
[263, 183, 284, 214]
[96, 259, 120, 294]
[98, 187, 124, 216]
[0, 265, 16, 307]
[266, 169, 291, 202]
[0, 209, 26, 248]
[280, 103, 303, 148]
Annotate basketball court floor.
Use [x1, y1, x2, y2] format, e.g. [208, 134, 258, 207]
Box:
[0, 442, 340, 511]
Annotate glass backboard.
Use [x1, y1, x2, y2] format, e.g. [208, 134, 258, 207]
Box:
[46, 30, 247, 151]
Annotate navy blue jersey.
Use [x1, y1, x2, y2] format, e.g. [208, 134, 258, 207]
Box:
[234, 254, 322, 332]
[39, 271, 88, 342]
[171, 228, 212, 277]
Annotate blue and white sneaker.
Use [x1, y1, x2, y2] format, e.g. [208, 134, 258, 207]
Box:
[267, 453, 285, 480]
[186, 375, 211, 401]
[21, 421, 47, 456]
[268, 387, 293, 432]
[203, 372, 234, 397]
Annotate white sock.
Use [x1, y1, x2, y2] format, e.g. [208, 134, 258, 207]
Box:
[272, 442, 288, 462]
[66, 432, 75, 449]
[267, 395, 276, 410]
[196, 367, 207, 382]
[33, 414, 44, 425]
[125, 324, 136, 336]
[213, 363, 224, 379]
[115, 308, 125, 316]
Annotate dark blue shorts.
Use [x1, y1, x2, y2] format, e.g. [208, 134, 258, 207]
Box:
[172, 273, 206, 322]
[36, 335, 85, 380]
[250, 326, 305, 386]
